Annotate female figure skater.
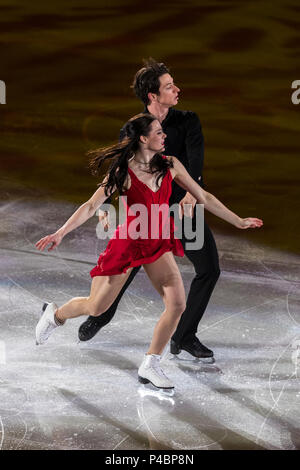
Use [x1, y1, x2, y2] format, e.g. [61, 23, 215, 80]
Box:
[35, 113, 263, 389]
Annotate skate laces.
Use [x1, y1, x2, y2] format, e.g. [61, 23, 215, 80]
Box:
[42, 322, 57, 338]
[151, 356, 168, 379]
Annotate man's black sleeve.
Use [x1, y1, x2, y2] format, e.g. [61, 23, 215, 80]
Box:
[185, 112, 205, 188]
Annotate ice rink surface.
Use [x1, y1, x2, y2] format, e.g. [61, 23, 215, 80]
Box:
[0, 186, 299, 450]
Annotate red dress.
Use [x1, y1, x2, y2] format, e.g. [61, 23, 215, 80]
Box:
[90, 164, 184, 277]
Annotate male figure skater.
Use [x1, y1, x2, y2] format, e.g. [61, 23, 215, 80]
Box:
[79, 58, 220, 361]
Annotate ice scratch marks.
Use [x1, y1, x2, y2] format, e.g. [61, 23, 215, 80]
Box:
[247, 246, 300, 447]
[199, 296, 282, 334]
[0, 199, 25, 214]
[258, 255, 300, 326]
[134, 390, 228, 451]
[112, 421, 146, 450]
[254, 340, 298, 448]
[256, 376, 295, 447]
[121, 291, 144, 324]
[14, 418, 28, 450]
[259, 257, 300, 285]
[286, 285, 300, 327]
[7, 275, 45, 305]
[268, 342, 295, 406]
[55, 246, 90, 281]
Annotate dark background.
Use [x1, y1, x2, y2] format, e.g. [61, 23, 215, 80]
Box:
[0, 0, 299, 254]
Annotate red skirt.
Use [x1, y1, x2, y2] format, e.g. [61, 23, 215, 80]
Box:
[90, 223, 184, 277]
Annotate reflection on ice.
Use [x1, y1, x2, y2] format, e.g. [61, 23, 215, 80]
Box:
[137, 385, 175, 403]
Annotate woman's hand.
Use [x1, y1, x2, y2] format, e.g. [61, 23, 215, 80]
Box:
[178, 192, 197, 219]
[35, 230, 64, 252]
[235, 217, 264, 229]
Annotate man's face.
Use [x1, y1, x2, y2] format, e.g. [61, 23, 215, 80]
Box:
[153, 73, 180, 107]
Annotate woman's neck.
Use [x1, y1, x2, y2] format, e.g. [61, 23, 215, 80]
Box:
[133, 150, 155, 165]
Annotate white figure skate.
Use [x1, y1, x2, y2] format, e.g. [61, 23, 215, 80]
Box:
[36, 302, 60, 345]
[138, 354, 174, 389]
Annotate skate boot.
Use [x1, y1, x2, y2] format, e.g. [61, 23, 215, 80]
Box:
[170, 337, 215, 363]
[36, 302, 61, 345]
[78, 314, 111, 342]
[138, 354, 174, 389]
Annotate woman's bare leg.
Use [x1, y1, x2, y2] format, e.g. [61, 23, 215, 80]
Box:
[55, 269, 133, 322]
[142, 252, 186, 355]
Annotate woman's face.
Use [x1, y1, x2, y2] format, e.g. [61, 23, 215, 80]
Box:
[143, 119, 166, 152]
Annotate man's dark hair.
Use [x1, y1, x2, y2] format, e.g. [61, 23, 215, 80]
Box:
[132, 58, 170, 106]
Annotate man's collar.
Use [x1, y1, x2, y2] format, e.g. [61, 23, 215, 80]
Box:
[143, 106, 173, 124]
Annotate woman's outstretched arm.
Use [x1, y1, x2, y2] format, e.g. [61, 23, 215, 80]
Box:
[35, 179, 114, 252]
[171, 156, 263, 229]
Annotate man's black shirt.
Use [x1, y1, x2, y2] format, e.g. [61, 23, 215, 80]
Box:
[120, 107, 205, 206]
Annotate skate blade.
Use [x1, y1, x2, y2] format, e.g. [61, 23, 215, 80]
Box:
[170, 351, 215, 364]
[138, 376, 174, 391]
[138, 383, 175, 399]
[196, 356, 215, 364]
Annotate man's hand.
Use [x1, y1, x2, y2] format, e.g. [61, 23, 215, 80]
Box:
[178, 192, 197, 219]
[98, 209, 110, 232]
